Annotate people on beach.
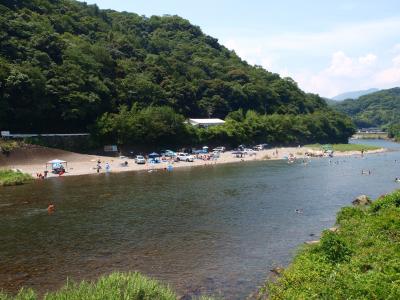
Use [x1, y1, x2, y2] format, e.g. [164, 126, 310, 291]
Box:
[105, 162, 110, 172]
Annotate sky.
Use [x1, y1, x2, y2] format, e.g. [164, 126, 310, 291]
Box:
[85, 0, 400, 98]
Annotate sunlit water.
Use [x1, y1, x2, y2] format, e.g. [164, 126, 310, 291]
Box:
[1, 139, 399, 299]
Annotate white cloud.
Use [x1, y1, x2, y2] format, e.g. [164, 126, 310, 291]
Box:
[290, 51, 400, 97]
[358, 53, 377, 65]
[392, 54, 400, 66]
[373, 55, 400, 86]
[291, 51, 380, 97]
[222, 17, 400, 57]
[327, 51, 355, 76]
[391, 43, 400, 53]
[221, 17, 400, 97]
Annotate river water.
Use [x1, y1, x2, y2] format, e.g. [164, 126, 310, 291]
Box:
[1, 139, 399, 299]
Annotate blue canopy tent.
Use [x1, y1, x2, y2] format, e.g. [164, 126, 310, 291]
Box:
[148, 152, 160, 164]
[46, 159, 67, 172]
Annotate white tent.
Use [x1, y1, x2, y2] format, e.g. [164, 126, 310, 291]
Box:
[46, 159, 67, 170]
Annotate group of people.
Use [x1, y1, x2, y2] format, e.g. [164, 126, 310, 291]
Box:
[36, 170, 49, 179]
[96, 159, 110, 173]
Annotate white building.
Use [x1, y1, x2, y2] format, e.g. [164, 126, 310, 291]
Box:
[188, 118, 225, 128]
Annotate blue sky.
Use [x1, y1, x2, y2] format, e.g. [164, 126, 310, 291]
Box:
[85, 0, 400, 97]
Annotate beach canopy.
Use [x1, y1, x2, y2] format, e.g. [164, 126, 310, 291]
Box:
[148, 152, 160, 158]
[46, 159, 68, 170]
[47, 159, 67, 164]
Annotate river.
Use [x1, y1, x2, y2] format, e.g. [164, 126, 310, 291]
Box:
[1, 139, 399, 299]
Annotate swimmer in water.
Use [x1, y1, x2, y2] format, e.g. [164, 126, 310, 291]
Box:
[47, 204, 55, 214]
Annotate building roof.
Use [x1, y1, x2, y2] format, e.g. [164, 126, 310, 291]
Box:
[188, 118, 225, 125]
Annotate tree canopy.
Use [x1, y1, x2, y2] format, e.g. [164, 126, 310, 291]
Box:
[333, 87, 400, 129]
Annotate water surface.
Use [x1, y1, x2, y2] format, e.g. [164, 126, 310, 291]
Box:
[1, 139, 399, 299]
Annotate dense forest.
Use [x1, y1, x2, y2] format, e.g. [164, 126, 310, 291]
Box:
[333, 87, 400, 129]
[0, 0, 354, 146]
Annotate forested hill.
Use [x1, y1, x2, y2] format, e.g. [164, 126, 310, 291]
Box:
[334, 87, 400, 129]
[0, 0, 355, 146]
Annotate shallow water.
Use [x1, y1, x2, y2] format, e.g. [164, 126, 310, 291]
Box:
[1, 139, 399, 299]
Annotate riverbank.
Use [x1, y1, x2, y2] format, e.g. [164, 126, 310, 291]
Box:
[262, 190, 400, 299]
[0, 144, 386, 179]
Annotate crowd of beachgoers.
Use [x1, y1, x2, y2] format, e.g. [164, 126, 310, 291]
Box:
[1, 142, 386, 180]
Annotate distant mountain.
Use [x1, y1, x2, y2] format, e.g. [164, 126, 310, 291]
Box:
[334, 87, 400, 128]
[323, 98, 338, 106]
[332, 88, 379, 101]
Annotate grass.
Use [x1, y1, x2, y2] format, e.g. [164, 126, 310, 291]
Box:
[305, 143, 381, 152]
[262, 190, 400, 300]
[0, 272, 176, 300]
[0, 272, 217, 300]
[0, 170, 33, 186]
[353, 132, 389, 140]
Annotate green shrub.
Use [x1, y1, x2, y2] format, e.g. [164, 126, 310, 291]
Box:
[318, 231, 352, 264]
[0, 170, 33, 186]
[0, 140, 21, 154]
[336, 206, 365, 224]
[0, 272, 177, 300]
[370, 190, 400, 212]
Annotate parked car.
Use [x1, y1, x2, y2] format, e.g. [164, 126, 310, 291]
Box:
[213, 146, 226, 152]
[134, 155, 146, 164]
[237, 144, 246, 151]
[160, 150, 176, 157]
[254, 144, 269, 151]
[243, 148, 257, 156]
[176, 152, 194, 162]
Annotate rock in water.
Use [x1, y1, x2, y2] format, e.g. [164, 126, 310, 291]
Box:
[270, 267, 284, 275]
[352, 195, 371, 206]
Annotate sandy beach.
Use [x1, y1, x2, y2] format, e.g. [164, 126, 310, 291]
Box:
[0, 145, 387, 179]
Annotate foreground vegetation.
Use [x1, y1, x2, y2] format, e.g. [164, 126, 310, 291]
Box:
[264, 190, 400, 299]
[0, 0, 354, 147]
[0, 170, 33, 186]
[0, 272, 180, 300]
[304, 143, 380, 152]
